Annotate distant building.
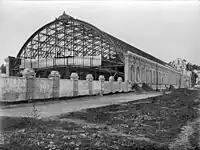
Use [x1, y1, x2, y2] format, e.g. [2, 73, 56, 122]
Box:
[169, 58, 188, 74]
[169, 58, 192, 87]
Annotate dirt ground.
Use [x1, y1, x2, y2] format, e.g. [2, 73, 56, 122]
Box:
[0, 89, 200, 150]
[0, 92, 162, 117]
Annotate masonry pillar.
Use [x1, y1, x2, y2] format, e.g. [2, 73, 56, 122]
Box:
[21, 68, 35, 101]
[124, 53, 130, 82]
[98, 75, 105, 96]
[139, 67, 141, 83]
[117, 77, 123, 92]
[133, 66, 136, 83]
[70, 73, 79, 96]
[49, 71, 60, 99]
[86, 74, 93, 95]
[109, 76, 115, 93]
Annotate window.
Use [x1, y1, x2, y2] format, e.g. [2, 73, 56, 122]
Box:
[159, 72, 161, 84]
[131, 66, 135, 82]
[146, 69, 149, 83]
[153, 71, 156, 84]
[136, 67, 140, 82]
[150, 70, 152, 83]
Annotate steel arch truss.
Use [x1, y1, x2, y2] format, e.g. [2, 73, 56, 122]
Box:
[17, 14, 124, 69]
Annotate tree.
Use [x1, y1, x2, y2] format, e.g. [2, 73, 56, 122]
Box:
[0, 64, 6, 73]
[186, 63, 193, 71]
[191, 71, 198, 87]
[186, 62, 200, 71]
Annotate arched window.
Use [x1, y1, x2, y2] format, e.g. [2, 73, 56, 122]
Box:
[146, 68, 149, 83]
[136, 66, 140, 82]
[162, 72, 165, 84]
[153, 70, 156, 84]
[142, 68, 145, 82]
[131, 65, 135, 82]
[159, 72, 161, 84]
[150, 70, 152, 83]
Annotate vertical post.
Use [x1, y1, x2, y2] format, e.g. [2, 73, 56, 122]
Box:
[109, 76, 114, 93]
[82, 27, 85, 66]
[49, 71, 60, 99]
[70, 73, 79, 96]
[144, 66, 146, 83]
[72, 21, 75, 65]
[98, 75, 105, 96]
[46, 28, 48, 68]
[21, 68, 36, 102]
[140, 66, 142, 83]
[64, 26, 66, 66]
[133, 65, 135, 83]
[124, 53, 130, 82]
[117, 77, 123, 92]
[86, 74, 93, 95]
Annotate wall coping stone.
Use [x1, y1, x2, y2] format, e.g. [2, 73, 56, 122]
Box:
[98, 75, 105, 82]
[70, 72, 79, 80]
[86, 74, 93, 81]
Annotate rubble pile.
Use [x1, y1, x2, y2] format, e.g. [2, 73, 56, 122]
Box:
[131, 83, 145, 93]
[169, 85, 176, 91]
[142, 83, 154, 92]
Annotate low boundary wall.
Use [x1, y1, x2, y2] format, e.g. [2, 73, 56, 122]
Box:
[0, 72, 179, 103]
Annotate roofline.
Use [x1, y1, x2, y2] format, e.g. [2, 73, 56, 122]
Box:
[17, 13, 177, 70]
[104, 32, 171, 68]
[17, 16, 124, 63]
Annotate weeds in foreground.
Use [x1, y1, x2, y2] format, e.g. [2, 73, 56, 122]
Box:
[31, 104, 40, 119]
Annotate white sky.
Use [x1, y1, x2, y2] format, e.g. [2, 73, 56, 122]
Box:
[0, 0, 200, 65]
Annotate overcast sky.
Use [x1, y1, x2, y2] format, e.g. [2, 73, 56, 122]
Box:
[0, 0, 200, 65]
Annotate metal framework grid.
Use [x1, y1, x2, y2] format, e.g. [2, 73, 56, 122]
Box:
[14, 12, 125, 79]
[12, 12, 171, 80]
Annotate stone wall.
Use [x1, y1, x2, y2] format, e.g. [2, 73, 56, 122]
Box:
[0, 77, 26, 102]
[33, 78, 54, 99]
[0, 72, 130, 102]
[59, 74, 130, 98]
[0, 69, 190, 103]
[0, 69, 59, 102]
[0, 76, 57, 102]
[59, 79, 73, 97]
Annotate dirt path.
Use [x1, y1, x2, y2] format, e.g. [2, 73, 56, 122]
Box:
[168, 90, 200, 150]
[169, 104, 200, 150]
[0, 92, 162, 118]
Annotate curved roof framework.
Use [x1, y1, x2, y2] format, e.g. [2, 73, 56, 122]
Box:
[17, 11, 171, 70]
[17, 12, 124, 68]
